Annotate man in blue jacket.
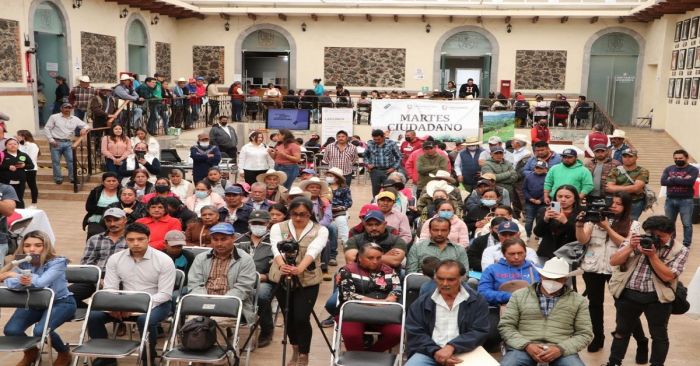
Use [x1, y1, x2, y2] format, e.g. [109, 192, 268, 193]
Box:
[405, 259, 490, 366]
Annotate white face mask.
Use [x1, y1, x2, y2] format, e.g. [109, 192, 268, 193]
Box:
[250, 225, 268, 237]
[541, 279, 564, 293]
[199, 142, 209, 148]
[325, 177, 336, 185]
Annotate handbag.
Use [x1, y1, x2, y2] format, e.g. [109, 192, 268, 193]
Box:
[178, 316, 240, 365]
[553, 241, 586, 270]
[647, 257, 690, 315]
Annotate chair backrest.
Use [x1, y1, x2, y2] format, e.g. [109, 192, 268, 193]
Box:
[90, 290, 152, 313]
[282, 101, 298, 109]
[66, 265, 101, 286]
[403, 273, 431, 310]
[183, 246, 211, 258]
[179, 293, 242, 319]
[174, 269, 186, 292]
[0, 287, 54, 310]
[339, 301, 403, 325]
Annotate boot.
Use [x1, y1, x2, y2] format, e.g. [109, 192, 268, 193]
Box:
[16, 348, 39, 366]
[53, 351, 72, 366]
[635, 338, 649, 365]
[296, 353, 309, 366]
[588, 335, 605, 352]
[286, 345, 299, 366]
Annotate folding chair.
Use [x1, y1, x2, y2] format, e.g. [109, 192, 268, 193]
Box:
[71, 290, 153, 366]
[332, 300, 405, 366]
[357, 104, 371, 124]
[402, 273, 431, 311]
[241, 273, 261, 366]
[160, 269, 187, 353]
[161, 293, 244, 366]
[66, 265, 102, 323]
[635, 108, 653, 128]
[183, 246, 211, 258]
[0, 288, 55, 366]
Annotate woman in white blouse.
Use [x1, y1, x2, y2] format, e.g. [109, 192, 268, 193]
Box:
[238, 131, 275, 185]
[130, 127, 161, 160]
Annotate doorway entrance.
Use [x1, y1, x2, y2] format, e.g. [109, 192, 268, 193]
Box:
[241, 30, 291, 91]
[33, 1, 68, 127]
[439, 31, 493, 95]
[586, 32, 640, 125]
[127, 19, 148, 78]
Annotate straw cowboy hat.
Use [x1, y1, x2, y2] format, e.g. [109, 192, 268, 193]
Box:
[256, 169, 288, 184]
[536, 257, 575, 279]
[512, 134, 528, 144]
[288, 186, 312, 199]
[325, 167, 346, 184]
[429, 170, 456, 184]
[426, 179, 455, 198]
[462, 136, 481, 146]
[609, 129, 626, 139]
[299, 177, 330, 196]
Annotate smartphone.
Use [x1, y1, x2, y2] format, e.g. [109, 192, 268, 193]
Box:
[550, 201, 561, 213]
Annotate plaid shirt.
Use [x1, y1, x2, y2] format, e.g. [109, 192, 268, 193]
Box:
[623, 242, 689, 293]
[206, 252, 233, 295]
[79, 233, 128, 272]
[364, 139, 402, 170]
[322, 142, 358, 175]
[536, 283, 563, 318]
[69, 86, 96, 111]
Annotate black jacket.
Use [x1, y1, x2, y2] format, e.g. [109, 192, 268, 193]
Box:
[405, 286, 490, 357]
[107, 200, 147, 224]
[467, 232, 497, 272]
[533, 206, 581, 259]
[172, 206, 197, 229]
[0, 150, 34, 184]
[218, 204, 253, 234]
[83, 185, 121, 230]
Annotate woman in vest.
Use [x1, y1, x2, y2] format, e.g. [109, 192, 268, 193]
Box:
[269, 197, 329, 366]
[335, 242, 402, 352]
[575, 192, 648, 358]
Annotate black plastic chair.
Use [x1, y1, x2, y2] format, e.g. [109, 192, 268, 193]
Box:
[66, 265, 102, 323]
[0, 288, 55, 366]
[402, 273, 431, 311]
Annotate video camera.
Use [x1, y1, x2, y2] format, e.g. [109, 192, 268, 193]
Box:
[277, 239, 300, 266]
[639, 234, 661, 250]
[583, 198, 615, 223]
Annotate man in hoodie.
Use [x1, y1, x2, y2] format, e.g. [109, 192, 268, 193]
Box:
[543, 148, 593, 205]
[481, 146, 518, 203]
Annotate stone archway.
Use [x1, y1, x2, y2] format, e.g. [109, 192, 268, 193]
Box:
[433, 26, 499, 92]
[124, 14, 150, 77]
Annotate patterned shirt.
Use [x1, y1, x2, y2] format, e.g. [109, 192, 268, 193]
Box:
[536, 283, 563, 318]
[331, 186, 353, 209]
[323, 142, 358, 175]
[623, 241, 689, 293]
[79, 233, 128, 272]
[337, 263, 401, 304]
[206, 252, 233, 295]
[70, 86, 96, 111]
[607, 165, 649, 201]
[364, 139, 402, 170]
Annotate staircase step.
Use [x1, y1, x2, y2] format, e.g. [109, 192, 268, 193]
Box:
[24, 188, 90, 202]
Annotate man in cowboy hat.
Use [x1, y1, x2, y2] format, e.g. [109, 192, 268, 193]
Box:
[69, 75, 95, 121]
[499, 257, 592, 366]
[256, 169, 288, 204]
[416, 140, 449, 195]
[113, 73, 144, 123]
[482, 146, 519, 204]
[609, 129, 629, 164]
[508, 134, 532, 219]
[455, 136, 484, 191]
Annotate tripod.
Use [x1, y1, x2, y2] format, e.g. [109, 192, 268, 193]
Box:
[239, 273, 334, 366]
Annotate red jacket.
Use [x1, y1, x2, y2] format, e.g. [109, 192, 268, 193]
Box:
[531, 125, 550, 144]
[400, 139, 423, 165]
[584, 132, 609, 158]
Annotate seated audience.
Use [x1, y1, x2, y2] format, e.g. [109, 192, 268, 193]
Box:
[464, 175, 511, 212]
[83, 172, 121, 239]
[344, 210, 407, 269]
[185, 180, 225, 215]
[136, 197, 183, 250]
[268, 203, 288, 225]
[480, 221, 538, 272]
[475, 205, 527, 241]
[119, 142, 161, 181]
[202, 167, 230, 197]
[165, 196, 197, 229]
[468, 217, 507, 272]
[419, 200, 469, 248]
[101, 124, 132, 174]
[185, 205, 220, 247]
[168, 168, 194, 202]
[376, 191, 412, 245]
[257, 169, 289, 204]
[464, 188, 499, 237]
[407, 217, 470, 273]
[479, 238, 540, 305]
[163, 230, 195, 282]
[124, 169, 154, 199]
[108, 187, 146, 224]
[218, 185, 252, 234]
[140, 176, 178, 203]
[245, 182, 274, 212]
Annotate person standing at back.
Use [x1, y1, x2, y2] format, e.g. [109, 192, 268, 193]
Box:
[44, 103, 90, 185]
[458, 78, 480, 98]
[16, 130, 40, 208]
[660, 149, 698, 247]
[605, 148, 649, 220]
[364, 129, 403, 197]
[583, 124, 609, 159]
[209, 115, 239, 159]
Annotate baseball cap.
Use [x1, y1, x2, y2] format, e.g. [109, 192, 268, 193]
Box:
[209, 223, 235, 235]
[592, 144, 608, 151]
[301, 168, 316, 175]
[376, 191, 396, 201]
[490, 146, 505, 153]
[488, 136, 502, 145]
[103, 207, 126, 219]
[363, 211, 386, 223]
[61, 102, 73, 109]
[359, 204, 380, 218]
[249, 210, 271, 223]
[476, 179, 491, 187]
[497, 221, 519, 233]
[196, 76, 205, 81]
[0, 112, 9, 122]
[481, 172, 496, 181]
[561, 148, 577, 157]
[224, 186, 243, 195]
[164, 230, 186, 246]
[621, 148, 638, 156]
[422, 140, 436, 149]
[535, 160, 549, 169]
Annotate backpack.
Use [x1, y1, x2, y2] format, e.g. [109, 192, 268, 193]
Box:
[617, 166, 657, 211]
[178, 316, 217, 352]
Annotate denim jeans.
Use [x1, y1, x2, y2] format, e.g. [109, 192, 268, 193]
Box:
[87, 301, 172, 356]
[344, 174, 353, 187]
[325, 223, 338, 260]
[324, 287, 340, 316]
[334, 214, 350, 244]
[665, 197, 694, 246]
[275, 164, 300, 190]
[232, 99, 243, 122]
[524, 202, 544, 237]
[257, 282, 275, 336]
[50, 140, 74, 182]
[501, 348, 585, 366]
[189, 104, 201, 127]
[4, 296, 76, 353]
[630, 199, 645, 221]
[370, 168, 390, 197]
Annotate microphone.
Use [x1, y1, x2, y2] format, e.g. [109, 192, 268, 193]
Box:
[11, 255, 33, 266]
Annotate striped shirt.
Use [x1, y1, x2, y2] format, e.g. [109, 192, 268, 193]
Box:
[206, 252, 234, 295]
[364, 139, 402, 170]
[70, 86, 96, 111]
[323, 142, 359, 175]
[624, 242, 689, 293]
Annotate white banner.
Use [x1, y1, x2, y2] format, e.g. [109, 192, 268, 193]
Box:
[321, 108, 354, 143]
[370, 99, 480, 142]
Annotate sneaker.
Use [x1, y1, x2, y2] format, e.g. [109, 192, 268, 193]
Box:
[55, 180, 63, 185]
[323, 272, 332, 281]
[320, 316, 334, 328]
[258, 333, 273, 348]
[329, 258, 338, 266]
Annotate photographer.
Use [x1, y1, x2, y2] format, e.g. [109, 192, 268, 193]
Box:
[575, 192, 648, 358]
[268, 197, 329, 366]
[604, 216, 690, 366]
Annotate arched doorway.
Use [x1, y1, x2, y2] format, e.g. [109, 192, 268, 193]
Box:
[434, 28, 498, 96]
[235, 25, 295, 90]
[32, 0, 69, 126]
[585, 31, 641, 125]
[126, 18, 149, 77]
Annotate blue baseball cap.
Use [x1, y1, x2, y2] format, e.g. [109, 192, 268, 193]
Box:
[301, 168, 316, 175]
[209, 223, 235, 235]
[363, 210, 386, 223]
[561, 148, 577, 157]
[497, 220, 519, 234]
[224, 186, 243, 195]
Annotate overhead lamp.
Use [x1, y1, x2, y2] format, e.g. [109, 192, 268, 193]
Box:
[72, 0, 82, 9]
[301, 22, 307, 32]
[119, 8, 129, 19]
[425, 24, 431, 33]
[507, 23, 512, 33]
[151, 15, 159, 25]
[224, 21, 230, 31]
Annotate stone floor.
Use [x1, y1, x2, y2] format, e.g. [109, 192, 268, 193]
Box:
[0, 136, 698, 365]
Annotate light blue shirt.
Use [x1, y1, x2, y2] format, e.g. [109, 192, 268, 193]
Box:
[5, 257, 72, 300]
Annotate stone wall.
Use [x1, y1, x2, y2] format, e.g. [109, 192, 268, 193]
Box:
[156, 42, 171, 81]
[324, 47, 405, 87]
[0, 19, 22, 82]
[515, 50, 567, 90]
[192, 46, 224, 80]
[81, 32, 117, 83]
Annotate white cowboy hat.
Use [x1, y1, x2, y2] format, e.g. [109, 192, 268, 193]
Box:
[288, 186, 312, 199]
[119, 74, 131, 81]
[536, 257, 574, 279]
[256, 169, 288, 184]
[512, 134, 528, 144]
[325, 167, 346, 184]
[299, 177, 329, 196]
[609, 129, 626, 139]
[79, 75, 91, 83]
[426, 179, 455, 198]
[429, 170, 456, 184]
[177, 77, 187, 82]
[462, 136, 481, 146]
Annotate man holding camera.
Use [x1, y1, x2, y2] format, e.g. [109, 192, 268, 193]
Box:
[605, 216, 689, 366]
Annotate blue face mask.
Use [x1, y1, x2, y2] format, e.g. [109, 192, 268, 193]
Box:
[438, 211, 454, 220]
[195, 191, 209, 199]
[481, 199, 497, 207]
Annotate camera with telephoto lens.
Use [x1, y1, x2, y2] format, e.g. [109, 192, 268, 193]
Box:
[639, 234, 660, 250]
[277, 239, 300, 265]
[583, 198, 615, 223]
